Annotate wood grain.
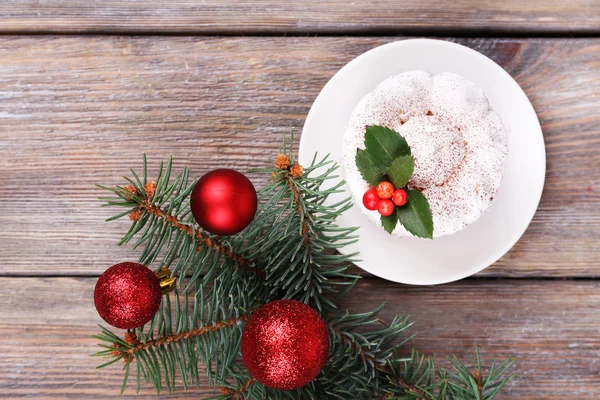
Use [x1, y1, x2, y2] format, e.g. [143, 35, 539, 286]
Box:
[0, 1, 599, 34]
[0, 37, 598, 278]
[1, 277, 598, 399]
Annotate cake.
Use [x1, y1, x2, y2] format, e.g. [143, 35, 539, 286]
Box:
[342, 70, 507, 238]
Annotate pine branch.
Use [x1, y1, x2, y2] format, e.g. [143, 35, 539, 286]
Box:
[122, 316, 246, 356]
[319, 307, 412, 398]
[220, 378, 256, 399]
[242, 153, 360, 311]
[285, 168, 311, 246]
[139, 201, 263, 279]
[98, 155, 266, 297]
[444, 348, 515, 400]
[94, 146, 515, 399]
[380, 348, 515, 400]
[94, 285, 254, 393]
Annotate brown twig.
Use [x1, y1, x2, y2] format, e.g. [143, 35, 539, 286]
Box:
[474, 368, 484, 398]
[220, 377, 256, 399]
[120, 316, 246, 357]
[139, 201, 265, 279]
[285, 175, 311, 247]
[273, 154, 310, 247]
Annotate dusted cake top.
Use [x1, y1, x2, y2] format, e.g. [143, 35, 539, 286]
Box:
[343, 70, 507, 237]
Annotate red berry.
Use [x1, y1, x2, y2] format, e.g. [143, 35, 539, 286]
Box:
[378, 199, 395, 216]
[376, 181, 394, 199]
[392, 189, 408, 206]
[362, 188, 380, 210]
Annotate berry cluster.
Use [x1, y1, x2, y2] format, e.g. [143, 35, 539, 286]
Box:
[362, 181, 408, 217]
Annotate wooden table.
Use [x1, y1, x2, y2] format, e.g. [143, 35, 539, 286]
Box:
[0, 1, 599, 398]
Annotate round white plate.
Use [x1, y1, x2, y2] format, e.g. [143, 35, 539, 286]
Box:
[299, 39, 545, 285]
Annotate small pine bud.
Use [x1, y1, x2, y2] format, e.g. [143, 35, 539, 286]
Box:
[129, 209, 142, 221]
[110, 343, 122, 358]
[124, 332, 138, 345]
[290, 163, 304, 178]
[144, 181, 157, 199]
[123, 184, 138, 200]
[274, 154, 291, 170]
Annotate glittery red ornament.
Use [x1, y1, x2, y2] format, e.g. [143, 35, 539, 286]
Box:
[241, 300, 329, 390]
[94, 262, 162, 329]
[191, 169, 257, 236]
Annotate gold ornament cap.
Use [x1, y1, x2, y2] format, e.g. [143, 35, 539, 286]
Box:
[155, 267, 177, 294]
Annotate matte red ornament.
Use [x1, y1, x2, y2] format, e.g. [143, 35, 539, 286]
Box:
[191, 169, 257, 236]
[241, 300, 329, 390]
[94, 262, 162, 329]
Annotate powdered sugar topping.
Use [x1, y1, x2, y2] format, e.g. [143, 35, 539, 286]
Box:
[342, 70, 507, 237]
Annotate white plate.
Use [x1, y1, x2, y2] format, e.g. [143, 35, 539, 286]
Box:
[299, 39, 545, 285]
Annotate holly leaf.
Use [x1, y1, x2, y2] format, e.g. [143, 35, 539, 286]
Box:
[397, 189, 434, 239]
[355, 149, 384, 186]
[380, 213, 398, 234]
[387, 155, 414, 188]
[364, 125, 411, 172]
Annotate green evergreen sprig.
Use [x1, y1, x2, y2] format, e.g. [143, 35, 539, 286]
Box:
[92, 138, 514, 398]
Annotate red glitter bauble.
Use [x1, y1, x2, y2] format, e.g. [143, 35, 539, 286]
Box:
[190, 169, 257, 236]
[94, 262, 162, 329]
[241, 300, 329, 390]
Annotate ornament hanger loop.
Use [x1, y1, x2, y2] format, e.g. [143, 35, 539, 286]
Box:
[155, 267, 177, 294]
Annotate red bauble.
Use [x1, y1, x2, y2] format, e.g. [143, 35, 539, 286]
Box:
[362, 187, 380, 211]
[241, 300, 329, 390]
[191, 169, 257, 236]
[94, 262, 162, 329]
[378, 199, 395, 216]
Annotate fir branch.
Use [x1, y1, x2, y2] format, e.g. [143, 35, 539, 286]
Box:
[139, 201, 263, 279]
[95, 287, 253, 393]
[94, 146, 515, 399]
[285, 170, 312, 248]
[242, 153, 360, 311]
[120, 316, 246, 357]
[319, 307, 412, 399]
[98, 156, 266, 294]
[220, 377, 256, 399]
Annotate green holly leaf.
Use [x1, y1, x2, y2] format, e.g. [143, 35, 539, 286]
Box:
[397, 189, 434, 239]
[387, 155, 414, 188]
[380, 213, 398, 234]
[355, 149, 384, 186]
[364, 125, 411, 172]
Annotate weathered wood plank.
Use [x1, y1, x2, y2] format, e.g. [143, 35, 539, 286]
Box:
[0, 1, 599, 34]
[0, 277, 598, 398]
[0, 37, 598, 277]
